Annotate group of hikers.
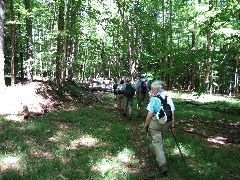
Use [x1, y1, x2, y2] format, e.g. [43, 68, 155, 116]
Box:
[113, 73, 175, 176]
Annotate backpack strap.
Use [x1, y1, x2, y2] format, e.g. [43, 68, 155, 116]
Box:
[164, 96, 168, 104]
[156, 95, 167, 105]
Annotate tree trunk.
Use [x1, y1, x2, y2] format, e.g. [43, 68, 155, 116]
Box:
[0, 0, 4, 88]
[62, 0, 70, 83]
[56, 0, 65, 86]
[10, 0, 15, 86]
[162, 0, 167, 83]
[128, 0, 139, 80]
[234, 58, 239, 96]
[67, 0, 79, 80]
[204, 0, 214, 93]
[189, 31, 195, 90]
[24, 0, 33, 82]
[168, 0, 173, 89]
[38, 29, 43, 79]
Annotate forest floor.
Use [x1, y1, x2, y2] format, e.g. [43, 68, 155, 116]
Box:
[0, 81, 240, 179]
[1, 81, 239, 145]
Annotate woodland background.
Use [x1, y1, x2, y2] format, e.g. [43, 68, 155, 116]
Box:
[0, 1, 240, 179]
[0, 0, 239, 96]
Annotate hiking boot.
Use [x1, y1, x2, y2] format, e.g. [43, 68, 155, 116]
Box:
[160, 165, 168, 176]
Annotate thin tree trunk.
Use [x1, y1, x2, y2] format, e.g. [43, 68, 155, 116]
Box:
[49, 1, 56, 78]
[168, 0, 173, 89]
[10, 0, 15, 86]
[128, 0, 139, 80]
[18, 11, 24, 81]
[56, 0, 65, 86]
[204, 0, 214, 93]
[234, 59, 239, 96]
[0, 0, 4, 88]
[62, 0, 72, 83]
[162, 0, 167, 83]
[24, 0, 33, 82]
[189, 31, 195, 90]
[39, 29, 43, 79]
[18, 12, 24, 82]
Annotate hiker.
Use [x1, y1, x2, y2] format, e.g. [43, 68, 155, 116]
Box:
[136, 73, 151, 117]
[113, 79, 119, 101]
[122, 77, 136, 120]
[116, 80, 125, 111]
[144, 80, 175, 175]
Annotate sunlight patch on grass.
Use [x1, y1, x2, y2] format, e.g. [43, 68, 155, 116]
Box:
[207, 136, 227, 145]
[91, 148, 139, 179]
[93, 158, 113, 173]
[91, 157, 128, 179]
[171, 144, 191, 157]
[168, 91, 238, 103]
[3, 115, 25, 122]
[67, 135, 105, 149]
[117, 148, 136, 164]
[0, 154, 25, 172]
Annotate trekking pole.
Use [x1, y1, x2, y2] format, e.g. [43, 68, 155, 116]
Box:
[146, 127, 152, 170]
[169, 127, 187, 165]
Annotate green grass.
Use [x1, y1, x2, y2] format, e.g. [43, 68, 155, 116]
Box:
[0, 93, 240, 179]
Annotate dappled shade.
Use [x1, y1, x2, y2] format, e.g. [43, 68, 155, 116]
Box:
[181, 120, 240, 145]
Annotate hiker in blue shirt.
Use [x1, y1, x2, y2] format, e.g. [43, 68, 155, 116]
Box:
[144, 80, 175, 175]
[136, 74, 151, 117]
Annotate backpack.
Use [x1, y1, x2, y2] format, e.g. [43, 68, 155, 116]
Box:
[140, 80, 147, 94]
[117, 84, 124, 94]
[156, 95, 172, 121]
[124, 83, 135, 98]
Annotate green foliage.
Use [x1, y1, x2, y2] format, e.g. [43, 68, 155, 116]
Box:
[3, 0, 240, 95]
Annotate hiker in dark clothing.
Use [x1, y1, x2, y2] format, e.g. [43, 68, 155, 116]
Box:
[113, 79, 119, 101]
[136, 74, 151, 117]
[116, 80, 124, 111]
[122, 77, 135, 120]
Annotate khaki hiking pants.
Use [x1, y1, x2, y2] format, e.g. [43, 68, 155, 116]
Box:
[117, 94, 124, 111]
[149, 116, 171, 167]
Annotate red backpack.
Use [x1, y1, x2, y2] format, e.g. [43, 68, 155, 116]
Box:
[140, 80, 147, 94]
